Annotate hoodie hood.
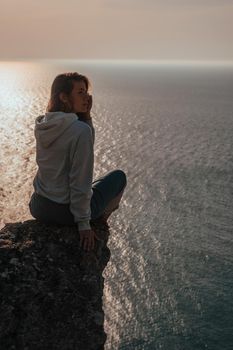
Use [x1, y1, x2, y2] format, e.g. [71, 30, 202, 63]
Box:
[35, 112, 78, 148]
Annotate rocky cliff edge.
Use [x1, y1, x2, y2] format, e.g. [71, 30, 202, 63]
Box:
[0, 219, 111, 350]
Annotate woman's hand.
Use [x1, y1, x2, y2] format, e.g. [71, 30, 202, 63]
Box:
[86, 94, 93, 116]
[77, 94, 93, 121]
[79, 228, 97, 251]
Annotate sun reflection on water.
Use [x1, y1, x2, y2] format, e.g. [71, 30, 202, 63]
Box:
[0, 62, 29, 112]
[0, 61, 51, 115]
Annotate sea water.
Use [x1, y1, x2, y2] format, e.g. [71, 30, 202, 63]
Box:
[0, 60, 233, 350]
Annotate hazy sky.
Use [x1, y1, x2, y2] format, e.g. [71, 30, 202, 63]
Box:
[1, 0, 233, 61]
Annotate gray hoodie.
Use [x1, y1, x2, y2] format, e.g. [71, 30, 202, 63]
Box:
[33, 111, 95, 231]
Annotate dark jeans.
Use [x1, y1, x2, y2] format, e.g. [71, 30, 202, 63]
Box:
[29, 169, 127, 226]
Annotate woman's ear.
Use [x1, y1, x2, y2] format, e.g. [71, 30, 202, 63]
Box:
[59, 92, 68, 103]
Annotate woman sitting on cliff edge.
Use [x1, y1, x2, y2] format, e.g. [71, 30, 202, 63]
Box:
[29, 72, 127, 252]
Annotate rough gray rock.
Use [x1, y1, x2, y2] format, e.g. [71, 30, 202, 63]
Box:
[0, 219, 111, 350]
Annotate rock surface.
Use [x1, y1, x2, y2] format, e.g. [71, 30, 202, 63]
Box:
[0, 219, 111, 350]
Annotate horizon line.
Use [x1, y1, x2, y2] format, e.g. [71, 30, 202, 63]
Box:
[1, 58, 233, 66]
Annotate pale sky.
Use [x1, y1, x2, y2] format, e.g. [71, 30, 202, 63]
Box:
[1, 0, 233, 61]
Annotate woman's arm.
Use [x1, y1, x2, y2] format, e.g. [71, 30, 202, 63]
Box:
[76, 95, 95, 144]
[69, 125, 94, 232]
[81, 117, 95, 145]
[69, 128, 98, 252]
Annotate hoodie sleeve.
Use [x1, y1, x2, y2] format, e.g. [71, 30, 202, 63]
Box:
[78, 117, 95, 144]
[69, 125, 94, 231]
[84, 118, 95, 144]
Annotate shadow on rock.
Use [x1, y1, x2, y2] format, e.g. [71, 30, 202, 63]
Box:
[0, 219, 111, 350]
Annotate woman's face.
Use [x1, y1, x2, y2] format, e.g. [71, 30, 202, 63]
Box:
[69, 80, 89, 113]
